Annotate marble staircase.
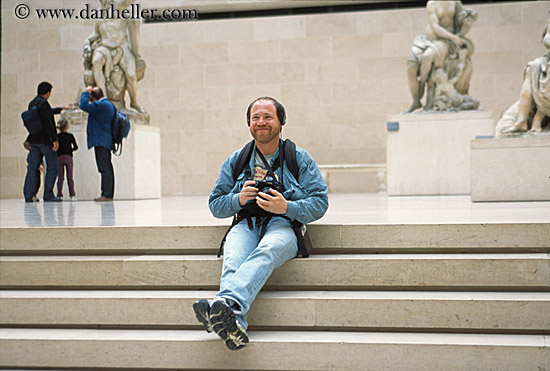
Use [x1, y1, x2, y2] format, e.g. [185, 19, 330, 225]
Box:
[1, 223, 549, 370]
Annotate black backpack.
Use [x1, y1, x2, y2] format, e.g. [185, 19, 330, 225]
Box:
[218, 138, 313, 258]
[21, 104, 43, 135]
[110, 108, 130, 156]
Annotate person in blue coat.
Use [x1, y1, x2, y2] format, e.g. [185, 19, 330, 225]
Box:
[193, 97, 329, 350]
[80, 86, 115, 201]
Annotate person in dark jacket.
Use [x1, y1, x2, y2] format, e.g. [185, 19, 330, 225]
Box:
[23, 81, 72, 202]
[56, 118, 78, 200]
[80, 86, 116, 201]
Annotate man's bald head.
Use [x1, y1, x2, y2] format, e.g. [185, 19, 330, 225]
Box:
[90, 87, 104, 101]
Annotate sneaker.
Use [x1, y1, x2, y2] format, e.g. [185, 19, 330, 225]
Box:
[70, 196, 77, 201]
[210, 299, 249, 351]
[192, 299, 213, 333]
[25, 196, 39, 203]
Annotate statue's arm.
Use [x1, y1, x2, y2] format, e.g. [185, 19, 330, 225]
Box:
[542, 19, 550, 50]
[456, 8, 477, 37]
[84, 22, 100, 49]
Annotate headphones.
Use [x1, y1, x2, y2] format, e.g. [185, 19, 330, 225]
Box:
[246, 97, 286, 126]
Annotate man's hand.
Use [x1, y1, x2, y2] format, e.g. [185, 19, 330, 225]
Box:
[62, 103, 73, 110]
[256, 188, 288, 215]
[239, 180, 258, 207]
[85, 86, 93, 93]
[52, 141, 59, 152]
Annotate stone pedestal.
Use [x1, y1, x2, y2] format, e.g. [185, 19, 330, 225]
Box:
[60, 111, 160, 200]
[386, 112, 494, 196]
[471, 136, 550, 202]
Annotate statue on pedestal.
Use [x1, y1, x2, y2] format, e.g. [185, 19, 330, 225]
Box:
[496, 16, 550, 137]
[75, 0, 147, 117]
[404, 0, 479, 113]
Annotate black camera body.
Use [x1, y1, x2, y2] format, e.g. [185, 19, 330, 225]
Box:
[242, 176, 284, 217]
[255, 177, 282, 195]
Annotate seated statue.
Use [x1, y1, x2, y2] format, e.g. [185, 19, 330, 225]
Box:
[496, 16, 550, 136]
[404, 1, 478, 113]
[77, 0, 146, 114]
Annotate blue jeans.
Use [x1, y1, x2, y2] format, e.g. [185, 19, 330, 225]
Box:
[23, 143, 58, 200]
[217, 216, 298, 330]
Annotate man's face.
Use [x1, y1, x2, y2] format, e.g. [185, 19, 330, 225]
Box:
[249, 100, 282, 145]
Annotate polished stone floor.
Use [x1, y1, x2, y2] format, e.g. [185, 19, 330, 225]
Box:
[1, 194, 549, 228]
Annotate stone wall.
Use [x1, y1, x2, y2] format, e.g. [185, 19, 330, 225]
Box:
[2, 0, 549, 197]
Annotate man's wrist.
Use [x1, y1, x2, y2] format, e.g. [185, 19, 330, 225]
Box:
[284, 200, 298, 220]
[231, 193, 242, 211]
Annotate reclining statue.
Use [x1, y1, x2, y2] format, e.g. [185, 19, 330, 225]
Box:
[496, 16, 550, 136]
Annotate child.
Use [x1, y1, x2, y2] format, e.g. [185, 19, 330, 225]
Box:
[56, 118, 78, 200]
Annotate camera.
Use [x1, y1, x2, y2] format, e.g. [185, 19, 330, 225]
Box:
[254, 176, 282, 195]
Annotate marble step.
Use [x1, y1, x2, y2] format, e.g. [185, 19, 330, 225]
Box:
[2, 290, 549, 332]
[1, 328, 547, 370]
[1, 223, 548, 255]
[1, 254, 548, 290]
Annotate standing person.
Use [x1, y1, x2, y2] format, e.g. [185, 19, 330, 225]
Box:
[80, 86, 115, 201]
[56, 118, 79, 201]
[192, 97, 329, 350]
[23, 81, 72, 202]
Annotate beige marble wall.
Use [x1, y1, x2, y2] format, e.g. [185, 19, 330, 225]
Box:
[2, 1, 549, 197]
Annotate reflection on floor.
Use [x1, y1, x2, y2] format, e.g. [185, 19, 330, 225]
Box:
[1, 194, 549, 228]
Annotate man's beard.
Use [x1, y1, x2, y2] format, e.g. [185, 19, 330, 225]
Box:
[251, 127, 280, 144]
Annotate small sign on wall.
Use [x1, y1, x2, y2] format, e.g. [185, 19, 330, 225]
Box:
[387, 121, 399, 132]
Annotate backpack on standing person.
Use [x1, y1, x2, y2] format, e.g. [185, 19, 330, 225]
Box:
[110, 109, 130, 156]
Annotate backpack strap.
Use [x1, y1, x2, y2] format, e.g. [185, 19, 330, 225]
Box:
[283, 139, 299, 182]
[233, 140, 255, 182]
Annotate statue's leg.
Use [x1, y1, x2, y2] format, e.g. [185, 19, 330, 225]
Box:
[530, 109, 544, 132]
[506, 70, 533, 133]
[404, 60, 423, 113]
[424, 82, 435, 111]
[92, 52, 107, 96]
[75, 80, 84, 107]
[119, 51, 145, 113]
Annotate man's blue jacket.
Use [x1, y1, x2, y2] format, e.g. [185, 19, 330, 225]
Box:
[80, 91, 115, 150]
[209, 140, 329, 225]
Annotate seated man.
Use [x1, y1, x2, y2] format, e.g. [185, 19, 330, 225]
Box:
[193, 97, 329, 350]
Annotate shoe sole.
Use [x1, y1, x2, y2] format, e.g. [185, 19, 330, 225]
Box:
[192, 300, 213, 333]
[210, 301, 249, 351]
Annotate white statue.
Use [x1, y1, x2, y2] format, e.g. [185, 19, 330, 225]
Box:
[404, 0, 478, 113]
[496, 16, 550, 136]
[80, 0, 146, 114]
